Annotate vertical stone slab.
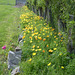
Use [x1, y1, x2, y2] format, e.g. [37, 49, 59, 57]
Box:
[8, 47, 22, 70]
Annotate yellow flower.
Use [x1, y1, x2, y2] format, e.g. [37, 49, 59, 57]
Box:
[54, 41, 56, 43]
[53, 48, 57, 50]
[47, 35, 49, 37]
[43, 33, 45, 35]
[28, 58, 32, 61]
[31, 49, 35, 51]
[34, 36, 37, 40]
[56, 38, 58, 40]
[22, 36, 25, 39]
[29, 36, 32, 39]
[51, 28, 54, 31]
[32, 53, 36, 56]
[32, 34, 34, 36]
[58, 32, 62, 36]
[24, 41, 26, 43]
[50, 27, 52, 29]
[37, 46, 39, 48]
[32, 45, 35, 48]
[35, 49, 37, 51]
[50, 33, 52, 35]
[49, 49, 53, 52]
[30, 40, 32, 43]
[61, 66, 64, 69]
[38, 37, 42, 40]
[59, 53, 62, 55]
[54, 36, 56, 38]
[60, 40, 63, 42]
[47, 62, 51, 66]
[38, 49, 41, 51]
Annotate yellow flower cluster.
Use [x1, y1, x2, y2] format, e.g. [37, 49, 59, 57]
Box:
[20, 6, 64, 69]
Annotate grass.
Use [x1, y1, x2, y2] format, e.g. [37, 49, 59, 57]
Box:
[0, 4, 21, 75]
[0, 0, 15, 5]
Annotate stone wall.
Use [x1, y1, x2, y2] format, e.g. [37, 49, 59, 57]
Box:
[16, 0, 26, 5]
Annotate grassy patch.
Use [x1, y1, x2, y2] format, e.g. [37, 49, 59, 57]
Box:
[0, 0, 15, 5]
[0, 4, 21, 74]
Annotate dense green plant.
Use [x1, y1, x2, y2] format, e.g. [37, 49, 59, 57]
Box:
[19, 6, 75, 75]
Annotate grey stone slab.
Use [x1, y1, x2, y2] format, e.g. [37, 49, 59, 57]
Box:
[11, 66, 20, 75]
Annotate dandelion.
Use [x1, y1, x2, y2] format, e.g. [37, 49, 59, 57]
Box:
[35, 49, 37, 51]
[29, 37, 32, 39]
[38, 49, 41, 51]
[60, 40, 63, 42]
[59, 53, 62, 55]
[30, 40, 32, 43]
[38, 37, 42, 40]
[54, 41, 56, 43]
[22, 36, 25, 39]
[56, 38, 58, 40]
[31, 49, 35, 51]
[58, 32, 62, 36]
[47, 62, 51, 66]
[49, 49, 53, 52]
[53, 48, 57, 50]
[43, 33, 45, 35]
[28, 58, 32, 61]
[32, 53, 36, 56]
[47, 35, 49, 37]
[32, 34, 34, 36]
[51, 28, 54, 31]
[61, 66, 64, 69]
[34, 36, 37, 40]
[50, 27, 52, 29]
[37, 46, 39, 48]
[32, 45, 35, 48]
[24, 41, 26, 43]
[54, 36, 56, 38]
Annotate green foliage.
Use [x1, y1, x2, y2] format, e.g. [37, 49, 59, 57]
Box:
[19, 6, 75, 75]
[37, 0, 45, 8]
[0, 4, 20, 75]
[65, 58, 75, 75]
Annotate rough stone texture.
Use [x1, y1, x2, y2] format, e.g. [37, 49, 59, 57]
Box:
[15, 46, 21, 51]
[11, 66, 20, 75]
[8, 49, 22, 70]
[18, 35, 23, 43]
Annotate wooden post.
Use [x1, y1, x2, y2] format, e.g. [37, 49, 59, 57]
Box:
[38, 7, 42, 17]
[16, 0, 17, 5]
[67, 15, 75, 53]
[43, 7, 47, 19]
[47, 7, 50, 22]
